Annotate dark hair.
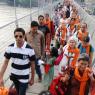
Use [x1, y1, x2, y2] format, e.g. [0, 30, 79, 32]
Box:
[38, 15, 44, 19]
[78, 53, 89, 62]
[31, 21, 39, 27]
[83, 36, 90, 43]
[51, 47, 58, 57]
[14, 28, 25, 35]
[45, 13, 49, 16]
[39, 91, 51, 95]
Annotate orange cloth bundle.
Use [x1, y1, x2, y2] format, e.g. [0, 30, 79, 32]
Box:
[0, 87, 9, 95]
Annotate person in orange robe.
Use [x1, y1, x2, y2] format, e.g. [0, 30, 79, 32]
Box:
[59, 36, 80, 74]
[67, 53, 95, 95]
[44, 13, 55, 39]
[77, 23, 89, 42]
[57, 22, 67, 46]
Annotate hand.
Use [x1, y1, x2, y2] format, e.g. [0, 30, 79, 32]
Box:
[0, 77, 4, 87]
[29, 79, 34, 86]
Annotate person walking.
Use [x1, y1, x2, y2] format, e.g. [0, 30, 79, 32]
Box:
[0, 28, 36, 95]
[67, 53, 94, 95]
[26, 21, 45, 82]
[43, 47, 58, 89]
[38, 15, 50, 51]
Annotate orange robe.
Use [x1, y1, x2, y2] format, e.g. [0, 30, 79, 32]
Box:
[68, 46, 80, 68]
[44, 18, 51, 50]
[77, 30, 88, 41]
[45, 18, 55, 38]
[74, 67, 90, 95]
[45, 18, 51, 31]
[58, 25, 67, 46]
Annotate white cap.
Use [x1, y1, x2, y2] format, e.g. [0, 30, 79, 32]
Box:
[68, 36, 78, 45]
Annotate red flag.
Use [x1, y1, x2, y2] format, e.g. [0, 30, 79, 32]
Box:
[44, 64, 51, 74]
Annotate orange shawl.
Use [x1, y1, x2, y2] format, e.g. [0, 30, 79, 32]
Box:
[74, 67, 90, 95]
[68, 46, 80, 68]
[45, 18, 51, 49]
[60, 26, 67, 40]
[0, 87, 9, 95]
[59, 26, 67, 45]
[45, 18, 51, 31]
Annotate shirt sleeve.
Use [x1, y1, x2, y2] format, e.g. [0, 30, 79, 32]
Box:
[4, 47, 11, 59]
[29, 49, 36, 61]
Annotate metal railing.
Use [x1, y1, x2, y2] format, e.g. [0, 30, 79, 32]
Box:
[0, 0, 95, 88]
[74, 1, 95, 68]
[75, 0, 95, 15]
[0, 0, 62, 87]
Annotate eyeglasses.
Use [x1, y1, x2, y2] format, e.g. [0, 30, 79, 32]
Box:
[15, 35, 23, 38]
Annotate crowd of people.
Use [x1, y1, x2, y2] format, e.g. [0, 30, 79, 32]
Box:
[0, 0, 95, 95]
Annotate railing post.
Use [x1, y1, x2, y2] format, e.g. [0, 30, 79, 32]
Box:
[14, 0, 18, 28]
[50, 0, 53, 18]
[30, 0, 32, 22]
[42, 0, 45, 14]
[38, 0, 40, 16]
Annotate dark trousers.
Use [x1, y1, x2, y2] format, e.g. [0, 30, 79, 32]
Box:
[13, 80, 28, 95]
[35, 58, 42, 79]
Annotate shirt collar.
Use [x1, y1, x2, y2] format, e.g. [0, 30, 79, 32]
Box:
[29, 30, 38, 36]
[14, 41, 27, 49]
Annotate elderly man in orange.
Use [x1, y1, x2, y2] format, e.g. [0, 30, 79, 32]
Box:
[44, 13, 55, 39]
[59, 36, 80, 73]
[26, 21, 45, 82]
[77, 22, 91, 42]
[55, 21, 67, 47]
[66, 53, 95, 95]
[70, 10, 80, 25]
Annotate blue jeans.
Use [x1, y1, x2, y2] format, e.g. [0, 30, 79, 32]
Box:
[35, 58, 42, 80]
[13, 80, 28, 95]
